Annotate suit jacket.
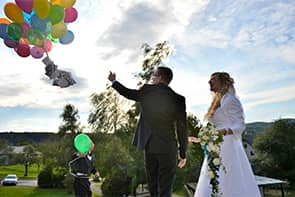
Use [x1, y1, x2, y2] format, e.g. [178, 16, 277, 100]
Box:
[112, 81, 188, 158]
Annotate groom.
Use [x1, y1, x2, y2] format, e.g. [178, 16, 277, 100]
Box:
[108, 66, 188, 197]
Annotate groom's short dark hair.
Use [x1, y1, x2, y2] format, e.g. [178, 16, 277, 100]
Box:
[157, 66, 173, 84]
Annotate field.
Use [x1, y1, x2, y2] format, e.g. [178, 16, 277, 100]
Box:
[0, 164, 41, 179]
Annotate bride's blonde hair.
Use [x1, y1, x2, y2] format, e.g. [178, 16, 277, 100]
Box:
[205, 72, 235, 120]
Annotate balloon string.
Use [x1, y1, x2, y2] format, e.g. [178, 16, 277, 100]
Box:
[43, 37, 49, 58]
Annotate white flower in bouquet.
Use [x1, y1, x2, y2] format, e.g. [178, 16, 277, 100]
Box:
[208, 170, 215, 179]
[202, 135, 210, 141]
[213, 158, 221, 165]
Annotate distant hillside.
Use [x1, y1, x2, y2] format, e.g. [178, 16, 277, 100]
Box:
[0, 132, 57, 145]
[243, 118, 295, 144]
[1, 119, 294, 145]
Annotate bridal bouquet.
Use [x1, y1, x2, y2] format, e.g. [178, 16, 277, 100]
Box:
[198, 123, 224, 197]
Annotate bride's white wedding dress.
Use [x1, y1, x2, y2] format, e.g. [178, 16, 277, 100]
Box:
[194, 92, 261, 197]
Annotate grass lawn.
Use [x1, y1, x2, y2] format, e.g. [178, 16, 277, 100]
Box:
[264, 187, 295, 197]
[0, 164, 41, 179]
[0, 186, 102, 197]
[0, 186, 74, 197]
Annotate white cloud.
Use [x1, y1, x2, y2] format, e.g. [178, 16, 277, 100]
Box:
[244, 85, 295, 108]
[0, 117, 59, 132]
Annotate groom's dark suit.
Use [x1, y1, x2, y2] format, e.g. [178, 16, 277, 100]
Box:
[112, 81, 188, 197]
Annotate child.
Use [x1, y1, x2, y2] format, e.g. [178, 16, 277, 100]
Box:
[70, 141, 100, 197]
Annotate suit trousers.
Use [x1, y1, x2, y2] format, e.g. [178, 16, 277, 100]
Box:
[144, 152, 177, 197]
[74, 178, 92, 197]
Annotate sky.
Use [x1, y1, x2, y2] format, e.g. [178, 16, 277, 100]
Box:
[0, 0, 294, 133]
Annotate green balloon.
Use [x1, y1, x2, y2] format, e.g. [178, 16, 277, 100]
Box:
[7, 23, 23, 40]
[74, 134, 91, 153]
[49, 5, 65, 25]
[48, 31, 59, 43]
[27, 27, 45, 46]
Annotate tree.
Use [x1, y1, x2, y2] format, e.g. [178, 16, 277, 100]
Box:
[0, 139, 9, 151]
[23, 144, 35, 176]
[37, 103, 81, 190]
[58, 103, 81, 136]
[88, 86, 129, 133]
[253, 119, 295, 186]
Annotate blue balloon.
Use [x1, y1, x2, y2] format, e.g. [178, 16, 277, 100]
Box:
[23, 10, 35, 24]
[59, 30, 74, 44]
[0, 24, 10, 40]
[31, 14, 47, 31]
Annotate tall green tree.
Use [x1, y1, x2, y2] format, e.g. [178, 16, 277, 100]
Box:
[23, 144, 36, 176]
[88, 86, 128, 133]
[58, 103, 81, 136]
[253, 119, 295, 185]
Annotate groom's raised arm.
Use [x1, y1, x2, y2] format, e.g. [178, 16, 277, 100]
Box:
[108, 71, 142, 101]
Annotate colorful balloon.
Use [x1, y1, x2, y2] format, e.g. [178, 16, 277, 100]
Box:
[23, 10, 35, 24]
[4, 39, 19, 48]
[33, 0, 50, 19]
[48, 31, 59, 43]
[50, 0, 62, 5]
[31, 14, 47, 31]
[27, 27, 45, 46]
[7, 23, 23, 40]
[4, 3, 24, 24]
[61, 0, 76, 8]
[49, 5, 65, 25]
[21, 23, 30, 38]
[30, 46, 44, 58]
[0, 24, 10, 40]
[15, 0, 33, 14]
[40, 38, 52, 52]
[74, 134, 91, 154]
[64, 7, 78, 23]
[15, 43, 30, 57]
[1, 0, 78, 59]
[0, 18, 11, 24]
[51, 22, 67, 38]
[59, 30, 74, 44]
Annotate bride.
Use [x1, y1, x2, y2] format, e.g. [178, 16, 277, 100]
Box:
[190, 72, 261, 197]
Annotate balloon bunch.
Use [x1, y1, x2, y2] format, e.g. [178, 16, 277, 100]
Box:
[0, 0, 77, 59]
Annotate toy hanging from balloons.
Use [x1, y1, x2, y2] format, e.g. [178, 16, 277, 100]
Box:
[0, 0, 77, 88]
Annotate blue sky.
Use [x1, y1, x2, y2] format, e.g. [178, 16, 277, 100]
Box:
[0, 0, 294, 132]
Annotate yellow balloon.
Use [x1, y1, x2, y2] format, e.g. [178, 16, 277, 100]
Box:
[51, 23, 67, 38]
[33, 0, 50, 19]
[50, 0, 62, 5]
[61, 0, 76, 8]
[4, 3, 24, 24]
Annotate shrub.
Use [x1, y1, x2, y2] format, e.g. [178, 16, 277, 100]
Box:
[101, 171, 132, 196]
[38, 167, 53, 188]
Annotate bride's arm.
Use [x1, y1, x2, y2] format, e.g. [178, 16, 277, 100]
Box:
[223, 95, 246, 139]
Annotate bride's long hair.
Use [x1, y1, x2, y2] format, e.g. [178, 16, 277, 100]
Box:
[205, 72, 235, 120]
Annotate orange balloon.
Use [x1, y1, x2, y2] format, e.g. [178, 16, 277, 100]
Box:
[4, 3, 24, 24]
[50, 0, 62, 5]
[0, 18, 11, 24]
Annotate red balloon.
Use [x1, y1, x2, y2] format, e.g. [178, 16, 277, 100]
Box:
[15, 43, 30, 57]
[64, 7, 78, 23]
[21, 23, 30, 38]
[39, 39, 52, 52]
[15, 0, 33, 13]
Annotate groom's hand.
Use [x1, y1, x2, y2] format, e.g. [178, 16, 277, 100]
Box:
[178, 156, 186, 168]
[108, 71, 116, 82]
